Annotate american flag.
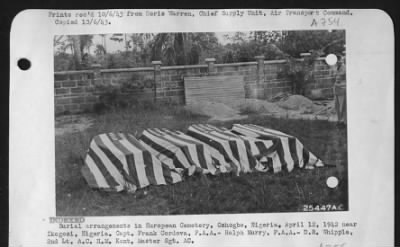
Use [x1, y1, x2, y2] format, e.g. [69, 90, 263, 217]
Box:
[81, 132, 182, 193]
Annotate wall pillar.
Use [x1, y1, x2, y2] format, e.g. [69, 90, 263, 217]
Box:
[152, 61, 162, 101]
[255, 55, 265, 83]
[205, 58, 216, 75]
[254, 55, 265, 99]
[91, 63, 103, 86]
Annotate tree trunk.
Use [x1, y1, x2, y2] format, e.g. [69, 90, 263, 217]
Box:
[71, 36, 82, 70]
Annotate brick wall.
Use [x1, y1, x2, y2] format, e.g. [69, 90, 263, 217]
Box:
[54, 71, 96, 114]
[54, 56, 336, 115]
[155, 64, 208, 104]
[306, 59, 337, 98]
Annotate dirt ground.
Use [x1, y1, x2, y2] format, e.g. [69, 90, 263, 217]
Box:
[55, 115, 94, 136]
[184, 94, 336, 122]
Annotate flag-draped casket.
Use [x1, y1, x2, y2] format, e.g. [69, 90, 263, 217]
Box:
[139, 128, 225, 175]
[81, 133, 182, 193]
[81, 125, 324, 193]
[231, 124, 324, 172]
[187, 124, 268, 174]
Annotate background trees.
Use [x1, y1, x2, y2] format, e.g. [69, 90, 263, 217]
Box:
[54, 30, 345, 71]
[54, 35, 94, 70]
[149, 32, 219, 66]
[278, 30, 345, 57]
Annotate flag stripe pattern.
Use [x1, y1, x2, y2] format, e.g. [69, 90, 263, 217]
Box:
[231, 124, 324, 172]
[139, 128, 220, 175]
[82, 124, 324, 193]
[139, 129, 197, 175]
[187, 124, 260, 174]
[81, 133, 182, 193]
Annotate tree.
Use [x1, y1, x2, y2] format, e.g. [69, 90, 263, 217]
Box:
[99, 34, 107, 53]
[94, 44, 107, 56]
[54, 36, 72, 54]
[130, 33, 153, 52]
[79, 35, 94, 54]
[150, 32, 219, 65]
[53, 35, 94, 70]
[278, 30, 345, 57]
[150, 33, 186, 65]
[221, 40, 285, 63]
[54, 30, 346, 71]
[130, 33, 154, 65]
[191, 32, 219, 62]
[70, 35, 82, 69]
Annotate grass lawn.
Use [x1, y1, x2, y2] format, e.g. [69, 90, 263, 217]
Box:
[55, 104, 348, 216]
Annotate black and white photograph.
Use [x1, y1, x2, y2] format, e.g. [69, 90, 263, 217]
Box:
[53, 30, 348, 216]
[9, 8, 395, 247]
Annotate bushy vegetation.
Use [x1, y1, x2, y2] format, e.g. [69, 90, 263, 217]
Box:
[54, 30, 345, 71]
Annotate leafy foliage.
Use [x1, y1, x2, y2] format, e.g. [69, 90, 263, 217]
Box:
[222, 41, 286, 63]
[54, 35, 94, 70]
[280, 51, 322, 95]
[54, 30, 345, 71]
[150, 32, 219, 66]
[277, 30, 345, 57]
[54, 53, 75, 71]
